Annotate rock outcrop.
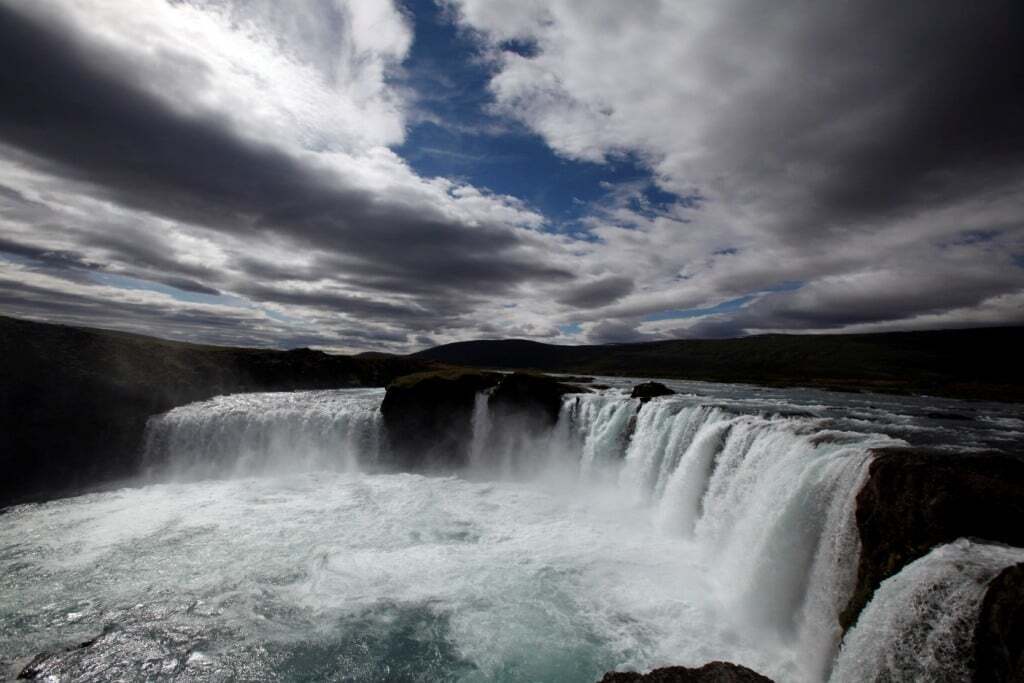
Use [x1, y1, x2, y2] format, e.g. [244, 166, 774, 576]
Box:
[630, 381, 675, 403]
[841, 448, 1024, 631]
[974, 562, 1024, 682]
[380, 370, 586, 468]
[379, 369, 502, 467]
[490, 372, 578, 425]
[599, 661, 773, 682]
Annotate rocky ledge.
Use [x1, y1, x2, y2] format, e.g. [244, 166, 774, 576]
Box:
[839, 446, 1024, 681]
[841, 448, 1024, 632]
[630, 381, 676, 403]
[974, 561, 1024, 681]
[599, 661, 773, 682]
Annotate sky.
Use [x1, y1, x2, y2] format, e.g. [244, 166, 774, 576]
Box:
[0, 0, 1022, 352]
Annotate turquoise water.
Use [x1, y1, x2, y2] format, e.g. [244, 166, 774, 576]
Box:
[3, 381, 1021, 681]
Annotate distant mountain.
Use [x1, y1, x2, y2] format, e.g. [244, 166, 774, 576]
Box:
[414, 327, 1024, 402]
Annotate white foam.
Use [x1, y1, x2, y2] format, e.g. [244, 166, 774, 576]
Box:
[831, 539, 1024, 682]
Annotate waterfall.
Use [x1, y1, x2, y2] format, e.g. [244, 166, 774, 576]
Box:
[580, 399, 900, 681]
[572, 391, 639, 479]
[143, 384, 918, 680]
[830, 539, 1024, 681]
[453, 388, 906, 679]
[143, 388, 385, 479]
[468, 389, 492, 469]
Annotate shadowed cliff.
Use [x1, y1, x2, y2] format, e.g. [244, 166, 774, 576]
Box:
[0, 315, 429, 507]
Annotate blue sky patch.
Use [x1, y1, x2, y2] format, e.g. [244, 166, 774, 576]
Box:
[643, 295, 754, 322]
[643, 281, 803, 322]
[90, 272, 242, 307]
[395, 0, 679, 224]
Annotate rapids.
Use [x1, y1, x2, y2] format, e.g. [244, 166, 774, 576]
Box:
[2, 378, 1022, 681]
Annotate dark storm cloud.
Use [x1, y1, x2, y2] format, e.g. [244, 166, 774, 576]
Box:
[680, 263, 1024, 339]
[453, 0, 1024, 342]
[0, 5, 570, 301]
[0, 211, 224, 296]
[556, 275, 634, 309]
[0, 274, 415, 350]
[4, 0, 1024, 349]
[0, 238, 93, 272]
[587, 319, 652, 345]
[234, 282, 451, 326]
[701, 1, 1024, 235]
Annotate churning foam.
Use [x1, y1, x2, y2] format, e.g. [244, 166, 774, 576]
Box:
[15, 385, 995, 681]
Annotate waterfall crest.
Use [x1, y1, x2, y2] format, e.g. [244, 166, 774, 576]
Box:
[467, 389, 905, 681]
[143, 389, 384, 479]
[144, 385, 908, 680]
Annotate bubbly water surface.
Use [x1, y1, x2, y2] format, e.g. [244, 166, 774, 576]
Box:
[3, 379, 1022, 681]
[1, 474, 775, 681]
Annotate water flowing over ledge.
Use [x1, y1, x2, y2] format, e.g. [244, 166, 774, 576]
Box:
[6, 381, 1022, 681]
[137, 384, 911, 680]
[143, 388, 386, 480]
[833, 540, 1024, 680]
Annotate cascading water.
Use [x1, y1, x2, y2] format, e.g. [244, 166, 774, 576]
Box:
[468, 389, 493, 470]
[459, 388, 905, 680]
[5, 381, 1022, 681]
[830, 539, 1024, 681]
[142, 388, 385, 479]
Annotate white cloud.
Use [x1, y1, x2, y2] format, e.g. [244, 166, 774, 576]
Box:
[16, 0, 412, 153]
[448, 0, 1024, 342]
[2, 0, 1022, 349]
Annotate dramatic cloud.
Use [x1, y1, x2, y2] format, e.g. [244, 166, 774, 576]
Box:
[1, 0, 1022, 349]
[556, 275, 634, 309]
[449, 0, 1024, 339]
[0, 1, 576, 349]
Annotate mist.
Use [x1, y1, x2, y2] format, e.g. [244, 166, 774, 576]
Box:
[5, 379, 1016, 680]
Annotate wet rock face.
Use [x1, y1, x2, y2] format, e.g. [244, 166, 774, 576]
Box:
[489, 372, 580, 425]
[599, 661, 774, 682]
[380, 371, 585, 468]
[380, 369, 501, 468]
[974, 562, 1024, 683]
[841, 448, 1024, 632]
[630, 381, 675, 403]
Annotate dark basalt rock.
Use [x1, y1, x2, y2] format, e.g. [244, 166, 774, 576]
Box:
[840, 448, 1024, 632]
[630, 381, 675, 403]
[380, 369, 502, 468]
[599, 661, 774, 682]
[381, 370, 585, 468]
[490, 372, 584, 425]
[974, 562, 1024, 683]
